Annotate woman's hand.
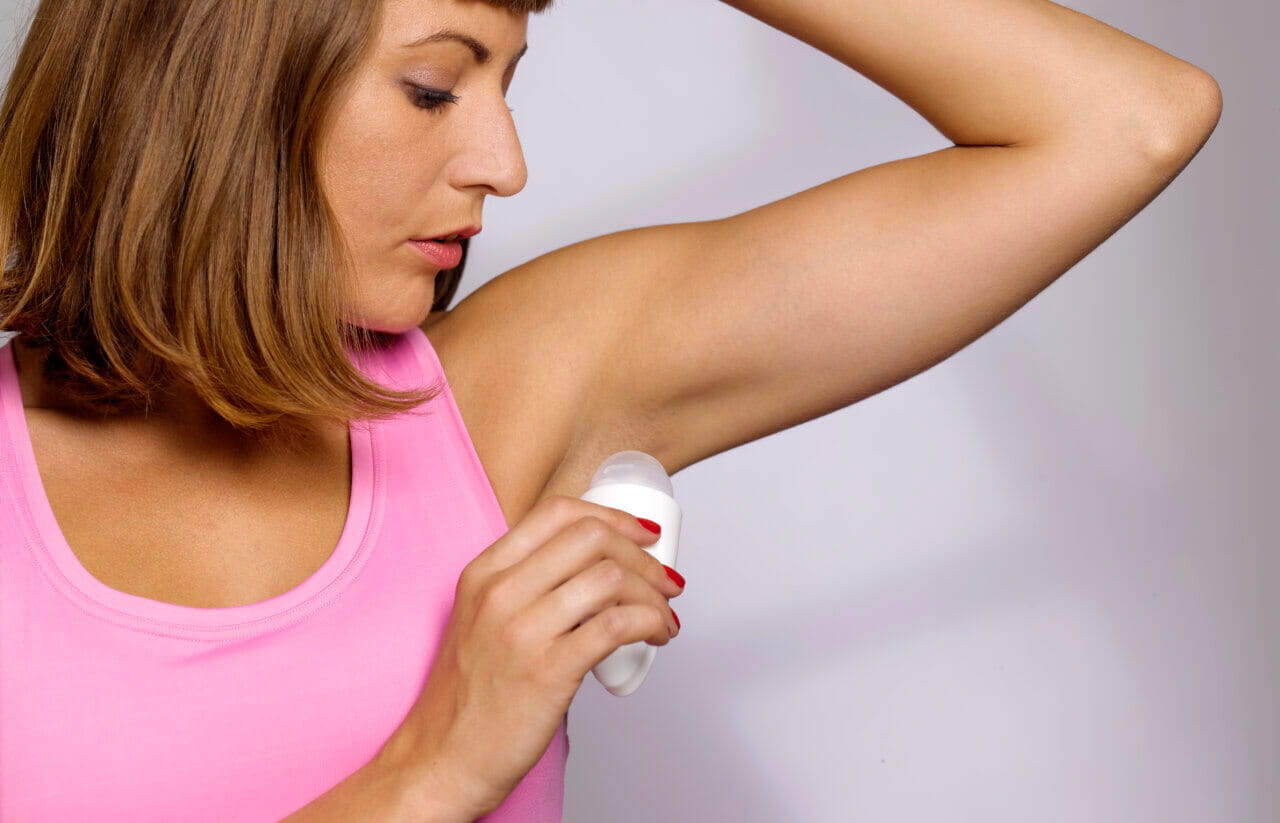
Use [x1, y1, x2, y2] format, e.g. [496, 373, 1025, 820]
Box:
[376, 494, 685, 819]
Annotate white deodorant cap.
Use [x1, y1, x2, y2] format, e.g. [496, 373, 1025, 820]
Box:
[586, 449, 673, 496]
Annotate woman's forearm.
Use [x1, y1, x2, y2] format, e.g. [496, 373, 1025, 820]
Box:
[716, 0, 1219, 149]
[274, 754, 472, 823]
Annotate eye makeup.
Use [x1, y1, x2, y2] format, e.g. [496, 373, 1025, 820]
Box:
[406, 84, 459, 112]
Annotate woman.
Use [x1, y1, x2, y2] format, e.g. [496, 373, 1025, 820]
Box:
[0, 0, 1219, 820]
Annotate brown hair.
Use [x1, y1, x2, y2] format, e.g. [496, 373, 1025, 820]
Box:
[0, 0, 552, 453]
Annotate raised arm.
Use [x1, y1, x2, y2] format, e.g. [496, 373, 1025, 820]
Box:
[440, 0, 1221, 479]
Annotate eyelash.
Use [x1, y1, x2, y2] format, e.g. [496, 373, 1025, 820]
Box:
[411, 86, 459, 113]
[409, 85, 517, 115]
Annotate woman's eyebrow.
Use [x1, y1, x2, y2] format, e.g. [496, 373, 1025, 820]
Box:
[401, 30, 529, 70]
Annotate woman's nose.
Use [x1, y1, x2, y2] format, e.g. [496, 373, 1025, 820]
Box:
[451, 98, 527, 198]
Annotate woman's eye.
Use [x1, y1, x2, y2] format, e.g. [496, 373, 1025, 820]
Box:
[409, 85, 459, 113]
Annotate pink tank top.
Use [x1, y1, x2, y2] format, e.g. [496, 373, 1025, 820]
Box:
[0, 327, 568, 821]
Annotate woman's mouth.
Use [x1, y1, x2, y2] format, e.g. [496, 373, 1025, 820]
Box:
[408, 237, 463, 268]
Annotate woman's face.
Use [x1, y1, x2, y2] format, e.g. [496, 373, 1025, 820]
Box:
[319, 0, 529, 334]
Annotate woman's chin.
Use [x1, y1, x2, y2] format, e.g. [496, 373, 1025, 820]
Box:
[337, 271, 438, 334]
[338, 308, 433, 337]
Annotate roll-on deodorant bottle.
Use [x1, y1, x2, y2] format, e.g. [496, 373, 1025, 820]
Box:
[580, 450, 682, 697]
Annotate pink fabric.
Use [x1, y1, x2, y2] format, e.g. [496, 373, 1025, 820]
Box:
[0, 327, 568, 822]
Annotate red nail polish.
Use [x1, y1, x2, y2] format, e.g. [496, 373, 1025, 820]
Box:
[663, 564, 685, 589]
[636, 517, 661, 535]
[670, 608, 680, 632]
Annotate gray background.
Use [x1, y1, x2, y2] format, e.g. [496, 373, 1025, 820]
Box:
[2, 0, 1274, 821]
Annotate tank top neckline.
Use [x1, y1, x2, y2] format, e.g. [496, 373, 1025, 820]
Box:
[0, 336, 384, 640]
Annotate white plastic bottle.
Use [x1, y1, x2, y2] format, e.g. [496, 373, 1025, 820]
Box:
[580, 450, 683, 697]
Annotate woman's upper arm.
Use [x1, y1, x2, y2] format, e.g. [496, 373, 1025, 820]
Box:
[437, 99, 1217, 477]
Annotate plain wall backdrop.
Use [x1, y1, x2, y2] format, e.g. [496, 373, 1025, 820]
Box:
[1, 0, 1273, 820]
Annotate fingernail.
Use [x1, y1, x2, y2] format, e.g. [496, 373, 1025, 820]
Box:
[636, 517, 661, 535]
[670, 608, 681, 635]
[662, 564, 685, 589]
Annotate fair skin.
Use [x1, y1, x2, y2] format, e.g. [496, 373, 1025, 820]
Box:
[321, 0, 529, 337]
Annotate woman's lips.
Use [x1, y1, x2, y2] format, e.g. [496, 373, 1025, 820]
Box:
[408, 238, 463, 268]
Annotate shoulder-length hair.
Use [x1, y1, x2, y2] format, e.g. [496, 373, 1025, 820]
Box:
[0, 0, 551, 452]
